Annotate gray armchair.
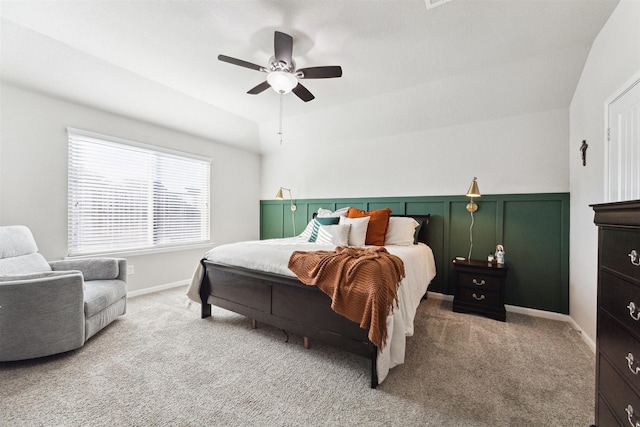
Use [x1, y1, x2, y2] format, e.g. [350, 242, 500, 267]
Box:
[0, 225, 127, 362]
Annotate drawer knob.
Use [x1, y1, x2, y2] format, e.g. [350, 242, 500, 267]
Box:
[472, 278, 486, 286]
[625, 404, 640, 427]
[627, 353, 640, 375]
[630, 249, 640, 267]
[472, 293, 485, 301]
[628, 302, 640, 321]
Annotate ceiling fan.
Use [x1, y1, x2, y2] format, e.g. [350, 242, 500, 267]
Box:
[218, 31, 342, 102]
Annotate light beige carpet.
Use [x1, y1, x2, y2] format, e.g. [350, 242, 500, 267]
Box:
[0, 286, 594, 426]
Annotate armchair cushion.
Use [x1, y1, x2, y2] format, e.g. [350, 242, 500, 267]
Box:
[0, 226, 51, 275]
[84, 279, 127, 317]
[49, 258, 119, 281]
[0, 253, 51, 275]
[0, 225, 39, 258]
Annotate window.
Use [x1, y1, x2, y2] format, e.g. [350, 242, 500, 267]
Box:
[68, 128, 210, 256]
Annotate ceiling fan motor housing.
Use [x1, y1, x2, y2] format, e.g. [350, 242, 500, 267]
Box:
[269, 56, 295, 72]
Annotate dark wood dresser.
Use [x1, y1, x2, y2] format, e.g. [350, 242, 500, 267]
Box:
[592, 200, 640, 427]
[452, 258, 508, 321]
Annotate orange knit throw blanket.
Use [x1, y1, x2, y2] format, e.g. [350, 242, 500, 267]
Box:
[288, 246, 405, 349]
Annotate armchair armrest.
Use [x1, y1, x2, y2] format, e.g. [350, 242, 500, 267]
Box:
[0, 271, 85, 361]
[49, 258, 126, 282]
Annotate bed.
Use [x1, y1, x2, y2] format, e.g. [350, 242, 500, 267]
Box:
[186, 212, 436, 388]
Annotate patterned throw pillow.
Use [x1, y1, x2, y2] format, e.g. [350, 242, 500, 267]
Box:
[307, 216, 340, 242]
[315, 224, 351, 246]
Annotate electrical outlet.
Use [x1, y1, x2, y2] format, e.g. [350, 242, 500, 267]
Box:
[127, 265, 135, 275]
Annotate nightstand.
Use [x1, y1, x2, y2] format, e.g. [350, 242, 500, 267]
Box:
[452, 258, 508, 321]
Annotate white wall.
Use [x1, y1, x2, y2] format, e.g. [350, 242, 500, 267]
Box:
[569, 0, 640, 344]
[261, 101, 570, 200]
[0, 83, 261, 293]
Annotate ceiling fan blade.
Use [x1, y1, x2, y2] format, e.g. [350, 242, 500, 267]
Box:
[274, 31, 293, 66]
[247, 81, 271, 95]
[218, 55, 265, 72]
[297, 66, 343, 79]
[292, 83, 315, 102]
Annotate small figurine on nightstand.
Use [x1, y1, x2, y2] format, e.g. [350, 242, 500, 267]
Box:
[495, 245, 505, 264]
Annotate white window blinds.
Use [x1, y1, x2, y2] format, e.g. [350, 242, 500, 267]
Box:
[68, 129, 210, 256]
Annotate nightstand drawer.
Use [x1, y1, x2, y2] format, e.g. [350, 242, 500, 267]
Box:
[457, 272, 502, 292]
[456, 287, 500, 307]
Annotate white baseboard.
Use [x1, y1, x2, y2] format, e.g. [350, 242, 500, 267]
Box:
[127, 280, 188, 298]
[566, 316, 596, 353]
[428, 291, 596, 353]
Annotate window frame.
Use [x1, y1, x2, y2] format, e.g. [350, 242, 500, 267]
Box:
[67, 128, 211, 257]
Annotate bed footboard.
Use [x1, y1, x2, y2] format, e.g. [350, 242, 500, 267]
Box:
[199, 260, 379, 388]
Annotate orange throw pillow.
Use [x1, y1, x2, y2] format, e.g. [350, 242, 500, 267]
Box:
[347, 207, 392, 246]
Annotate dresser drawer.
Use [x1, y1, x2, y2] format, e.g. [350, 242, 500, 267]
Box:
[600, 271, 640, 339]
[601, 228, 640, 281]
[599, 355, 640, 427]
[456, 287, 500, 307]
[596, 397, 620, 427]
[599, 312, 640, 394]
[597, 394, 620, 427]
[457, 272, 502, 292]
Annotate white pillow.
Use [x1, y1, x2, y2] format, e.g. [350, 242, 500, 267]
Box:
[331, 207, 350, 217]
[339, 216, 370, 246]
[315, 224, 351, 246]
[385, 217, 420, 246]
[317, 207, 350, 217]
[316, 208, 333, 217]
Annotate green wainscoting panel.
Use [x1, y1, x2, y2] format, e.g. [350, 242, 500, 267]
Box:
[260, 193, 570, 314]
[261, 203, 283, 240]
[502, 199, 569, 312]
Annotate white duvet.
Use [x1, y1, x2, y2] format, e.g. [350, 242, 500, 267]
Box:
[186, 237, 437, 385]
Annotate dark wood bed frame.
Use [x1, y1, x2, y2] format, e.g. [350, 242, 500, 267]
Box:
[198, 214, 430, 388]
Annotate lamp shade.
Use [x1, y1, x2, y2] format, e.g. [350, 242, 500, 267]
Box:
[275, 188, 284, 200]
[466, 177, 481, 198]
[465, 177, 480, 213]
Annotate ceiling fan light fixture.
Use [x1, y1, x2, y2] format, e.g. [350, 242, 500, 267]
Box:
[267, 71, 298, 94]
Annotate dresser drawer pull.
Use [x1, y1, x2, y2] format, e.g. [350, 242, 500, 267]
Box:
[628, 302, 640, 321]
[630, 249, 640, 267]
[625, 404, 640, 427]
[472, 279, 485, 286]
[472, 293, 485, 301]
[627, 353, 640, 375]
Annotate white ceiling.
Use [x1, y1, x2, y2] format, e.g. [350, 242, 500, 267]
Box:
[0, 0, 620, 153]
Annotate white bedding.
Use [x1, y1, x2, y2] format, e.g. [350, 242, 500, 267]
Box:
[186, 237, 436, 384]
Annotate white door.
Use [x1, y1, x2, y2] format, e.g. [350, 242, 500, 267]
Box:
[607, 79, 640, 202]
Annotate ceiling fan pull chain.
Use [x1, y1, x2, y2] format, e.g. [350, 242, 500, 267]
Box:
[278, 93, 284, 145]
